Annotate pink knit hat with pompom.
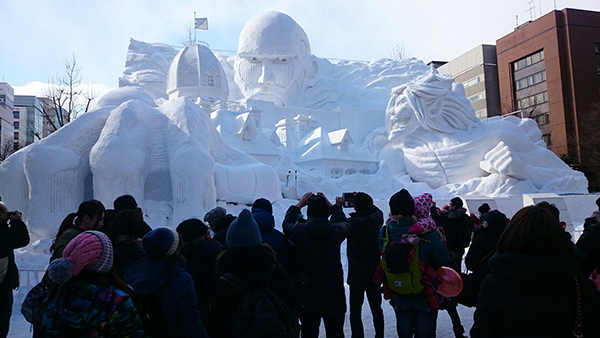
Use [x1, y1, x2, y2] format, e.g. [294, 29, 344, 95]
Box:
[48, 230, 114, 284]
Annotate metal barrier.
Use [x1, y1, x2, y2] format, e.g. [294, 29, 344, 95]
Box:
[12, 269, 46, 309]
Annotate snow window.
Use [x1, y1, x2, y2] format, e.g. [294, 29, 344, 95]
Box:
[360, 168, 371, 175]
[207, 74, 215, 87]
[241, 127, 254, 142]
[345, 168, 357, 175]
[331, 169, 342, 179]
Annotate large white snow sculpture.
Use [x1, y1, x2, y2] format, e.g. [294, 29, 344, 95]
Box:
[380, 68, 588, 193]
[233, 11, 338, 109]
[0, 87, 280, 237]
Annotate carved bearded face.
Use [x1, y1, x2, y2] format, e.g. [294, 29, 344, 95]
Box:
[234, 12, 312, 107]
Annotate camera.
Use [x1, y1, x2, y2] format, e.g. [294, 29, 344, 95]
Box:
[342, 192, 355, 208]
[7, 211, 15, 217]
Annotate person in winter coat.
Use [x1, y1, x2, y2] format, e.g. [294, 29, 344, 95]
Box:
[462, 210, 508, 305]
[576, 211, 600, 277]
[346, 192, 384, 338]
[39, 231, 145, 337]
[379, 189, 448, 338]
[51, 200, 106, 261]
[103, 210, 147, 278]
[430, 196, 473, 269]
[252, 198, 288, 262]
[0, 204, 29, 338]
[204, 207, 236, 246]
[471, 206, 600, 338]
[125, 227, 209, 338]
[211, 209, 297, 338]
[112, 195, 153, 235]
[283, 192, 350, 338]
[177, 218, 223, 336]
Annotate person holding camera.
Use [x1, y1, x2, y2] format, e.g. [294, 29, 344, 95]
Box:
[345, 192, 384, 338]
[283, 192, 350, 338]
[576, 211, 600, 277]
[0, 203, 30, 338]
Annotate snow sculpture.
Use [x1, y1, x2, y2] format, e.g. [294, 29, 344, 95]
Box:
[234, 11, 338, 109]
[166, 44, 229, 103]
[380, 68, 588, 193]
[0, 87, 280, 237]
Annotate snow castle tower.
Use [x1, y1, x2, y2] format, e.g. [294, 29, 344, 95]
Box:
[166, 44, 229, 104]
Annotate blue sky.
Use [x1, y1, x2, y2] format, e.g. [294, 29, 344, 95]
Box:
[3, 0, 600, 95]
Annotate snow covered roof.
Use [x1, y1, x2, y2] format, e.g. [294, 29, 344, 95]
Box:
[327, 129, 352, 146]
[211, 110, 280, 157]
[166, 44, 229, 99]
[295, 127, 377, 163]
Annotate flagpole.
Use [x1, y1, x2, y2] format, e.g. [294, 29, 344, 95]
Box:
[194, 11, 197, 44]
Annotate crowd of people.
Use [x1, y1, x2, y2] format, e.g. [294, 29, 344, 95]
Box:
[1, 190, 600, 337]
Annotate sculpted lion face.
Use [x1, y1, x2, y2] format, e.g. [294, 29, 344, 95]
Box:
[385, 68, 480, 143]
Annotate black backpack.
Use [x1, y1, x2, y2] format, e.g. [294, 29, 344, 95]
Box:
[220, 264, 299, 338]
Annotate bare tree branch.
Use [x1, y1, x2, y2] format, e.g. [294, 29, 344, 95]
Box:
[180, 23, 195, 46]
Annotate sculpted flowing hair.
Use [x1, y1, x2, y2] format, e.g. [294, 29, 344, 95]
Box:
[386, 68, 480, 134]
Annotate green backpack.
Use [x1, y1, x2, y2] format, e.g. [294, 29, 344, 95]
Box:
[380, 225, 426, 295]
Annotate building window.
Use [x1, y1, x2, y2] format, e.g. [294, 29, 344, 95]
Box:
[14, 132, 19, 140]
[464, 76, 481, 88]
[514, 70, 546, 90]
[517, 91, 548, 109]
[513, 50, 545, 71]
[534, 113, 549, 125]
[345, 168, 357, 175]
[13, 121, 19, 130]
[13, 111, 19, 118]
[331, 169, 342, 179]
[474, 110, 486, 119]
[207, 74, 215, 87]
[469, 94, 483, 102]
[542, 133, 551, 146]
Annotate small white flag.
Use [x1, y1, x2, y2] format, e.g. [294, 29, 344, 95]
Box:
[195, 18, 208, 30]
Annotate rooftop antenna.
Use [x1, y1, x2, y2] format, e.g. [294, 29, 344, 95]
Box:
[539, 0, 542, 16]
[516, 15, 519, 27]
[526, 0, 536, 20]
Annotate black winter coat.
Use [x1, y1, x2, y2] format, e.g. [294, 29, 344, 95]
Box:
[347, 206, 383, 289]
[181, 239, 223, 331]
[464, 222, 505, 295]
[112, 239, 146, 278]
[471, 251, 600, 338]
[0, 219, 30, 290]
[283, 204, 350, 316]
[431, 207, 473, 253]
[575, 221, 600, 277]
[211, 245, 296, 338]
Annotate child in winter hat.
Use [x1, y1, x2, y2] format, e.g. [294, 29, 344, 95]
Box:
[142, 227, 180, 259]
[48, 230, 114, 284]
[226, 209, 262, 250]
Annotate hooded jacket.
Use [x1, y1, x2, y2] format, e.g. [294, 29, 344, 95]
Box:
[211, 244, 296, 338]
[252, 207, 288, 261]
[431, 207, 473, 253]
[124, 257, 209, 338]
[471, 251, 600, 338]
[347, 205, 384, 289]
[283, 204, 351, 316]
[0, 219, 30, 290]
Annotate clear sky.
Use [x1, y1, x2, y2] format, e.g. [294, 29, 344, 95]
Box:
[3, 0, 600, 96]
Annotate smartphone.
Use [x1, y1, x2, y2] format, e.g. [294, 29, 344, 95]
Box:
[343, 192, 355, 208]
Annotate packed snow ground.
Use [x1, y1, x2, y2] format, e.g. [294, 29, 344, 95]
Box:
[8, 198, 477, 337]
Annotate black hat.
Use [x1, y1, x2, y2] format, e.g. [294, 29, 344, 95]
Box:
[252, 198, 273, 214]
[176, 219, 208, 243]
[478, 203, 491, 214]
[308, 195, 330, 218]
[354, 192, 373, 213]
[482, 210, 509, 230]
[450, 197, 463, 209]
[113, 195, 138, 212]
[389, 189, 414, 216]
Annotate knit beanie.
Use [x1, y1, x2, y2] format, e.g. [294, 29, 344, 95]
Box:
[113, 194, 138, 212]
[176, 219, 208, 243]
[204, 207, 227, 226]
[482, 210, 509, 230]
[226, 209, 262, 250]
[389, 189, 414, 216]
[307, 195, 330, 218]
[354, 193, 373, 213]
[142, 227, 180, 259]
[48, 231, 114, 284]
[450, 197, 463, 209]
[252, 198, 273, 214]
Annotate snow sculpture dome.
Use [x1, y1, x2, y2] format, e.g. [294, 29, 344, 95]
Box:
[166, 44, 229, 103]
